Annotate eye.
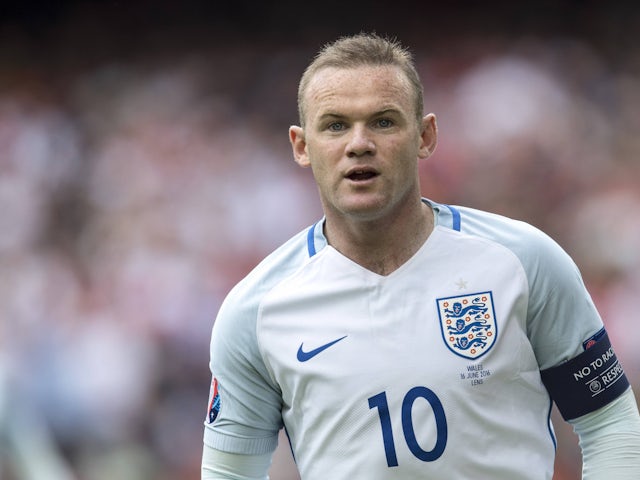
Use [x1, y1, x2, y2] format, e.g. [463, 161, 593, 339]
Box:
[376, 118, 394, 128]
[327, 122, 346, 132]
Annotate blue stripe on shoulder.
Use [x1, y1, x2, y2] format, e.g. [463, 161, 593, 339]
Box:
[445, 204, 461, 231]
[307, 223, 317, 257]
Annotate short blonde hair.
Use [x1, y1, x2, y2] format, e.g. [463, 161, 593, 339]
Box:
[297, 32, 424, 127]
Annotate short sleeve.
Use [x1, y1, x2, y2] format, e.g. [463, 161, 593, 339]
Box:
[517, 224, 604, 370]
[203, 283, 284, 455]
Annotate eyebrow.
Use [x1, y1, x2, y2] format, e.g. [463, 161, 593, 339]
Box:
[373, 108, 403, 117]
[318, 112, 344, 122]
[318, 108, 402, 122]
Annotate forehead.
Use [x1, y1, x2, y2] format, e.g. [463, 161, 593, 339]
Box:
[304, 65, 413, 119]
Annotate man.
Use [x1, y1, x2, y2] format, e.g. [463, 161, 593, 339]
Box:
[202, 32, 640, 479]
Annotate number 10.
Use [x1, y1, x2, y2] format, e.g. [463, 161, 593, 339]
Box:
[368, 386, 448, 467]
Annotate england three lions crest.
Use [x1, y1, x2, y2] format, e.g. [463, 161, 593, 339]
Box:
[436, 292, 497, 360]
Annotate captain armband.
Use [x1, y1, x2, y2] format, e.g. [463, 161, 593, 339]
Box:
[540, 329, 630, 421]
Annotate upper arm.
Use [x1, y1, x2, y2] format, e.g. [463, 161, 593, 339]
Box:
[517, 224, 604, 369]
[204, 287, 283, 455]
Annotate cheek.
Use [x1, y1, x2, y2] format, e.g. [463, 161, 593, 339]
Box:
[305, 148, 330, 185]
[390, 140, 420, 171]
[307, 142, 339, 175]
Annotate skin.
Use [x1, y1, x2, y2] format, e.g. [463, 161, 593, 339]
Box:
[289, 65, 438, 276]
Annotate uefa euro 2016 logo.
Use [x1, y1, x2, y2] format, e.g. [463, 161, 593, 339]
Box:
[208, 377, 221, 424]
[436, 292, 497, 360]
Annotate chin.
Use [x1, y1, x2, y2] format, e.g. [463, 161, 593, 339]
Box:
[337, 198, 390, 221]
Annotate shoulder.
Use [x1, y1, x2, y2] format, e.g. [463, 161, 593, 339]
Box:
[432, 200, 590, 314]
[434, 202, 602, 366]
[442, 203, 579, 279]
[455, 205, 552, 246]
[215, 225, 317, 332]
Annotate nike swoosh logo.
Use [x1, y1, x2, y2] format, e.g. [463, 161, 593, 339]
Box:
[297, 335, 348, 362]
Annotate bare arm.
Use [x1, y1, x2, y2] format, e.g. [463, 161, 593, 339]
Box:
[571, 388, 640, 479]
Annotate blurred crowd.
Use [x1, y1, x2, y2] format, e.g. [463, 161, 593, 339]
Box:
[1, 3, 640, 480]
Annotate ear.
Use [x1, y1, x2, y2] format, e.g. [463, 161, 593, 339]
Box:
[289, 125, 311, 167]
[418, 113, 438, 159]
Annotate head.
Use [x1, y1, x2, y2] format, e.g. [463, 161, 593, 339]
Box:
[289, 33, 437, 224]
[297, 33, 424, 128]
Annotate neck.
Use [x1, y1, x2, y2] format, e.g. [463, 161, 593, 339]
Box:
[324, 200, 434, 276]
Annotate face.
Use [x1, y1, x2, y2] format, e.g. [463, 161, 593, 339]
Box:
[290, 65, 437, 224]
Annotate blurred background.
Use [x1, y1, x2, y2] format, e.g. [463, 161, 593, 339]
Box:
[1, 1, 639, 479]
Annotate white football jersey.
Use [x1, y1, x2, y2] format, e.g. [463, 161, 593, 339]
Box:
[204, 199, 605, 479]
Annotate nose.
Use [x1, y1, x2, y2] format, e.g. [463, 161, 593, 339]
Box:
[346, 125, 376, 157]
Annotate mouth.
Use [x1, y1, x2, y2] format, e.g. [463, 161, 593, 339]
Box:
[345, 168, 379, 182]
